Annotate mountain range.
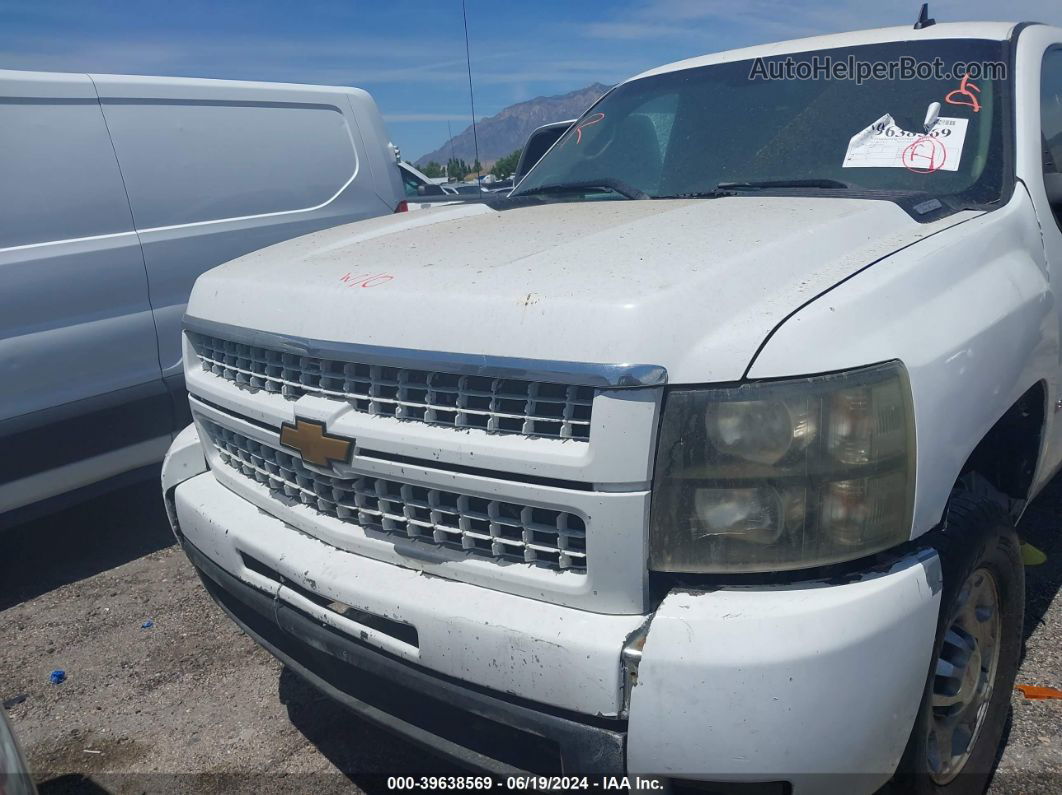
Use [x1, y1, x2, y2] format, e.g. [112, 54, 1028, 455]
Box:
[414, 83, 610, 166]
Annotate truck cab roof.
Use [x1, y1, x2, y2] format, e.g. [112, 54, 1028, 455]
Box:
[631, 21, 1032, 82]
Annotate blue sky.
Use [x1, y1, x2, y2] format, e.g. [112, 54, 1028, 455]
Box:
[3, 0, 1061, 159]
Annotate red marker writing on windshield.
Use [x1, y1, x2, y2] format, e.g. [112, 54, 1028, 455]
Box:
[567, 112, 605, 145]
[945, 74, 981, 113]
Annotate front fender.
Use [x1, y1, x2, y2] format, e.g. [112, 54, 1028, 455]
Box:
[748, 187, 1054, 538]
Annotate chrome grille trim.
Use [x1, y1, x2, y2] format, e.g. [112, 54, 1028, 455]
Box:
[183, 315, 667, 388]
[200, 419, 588, 572]
[188, 331, 595, 441]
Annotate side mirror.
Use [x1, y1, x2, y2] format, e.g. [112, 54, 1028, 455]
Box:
[515, 121, 575, 183]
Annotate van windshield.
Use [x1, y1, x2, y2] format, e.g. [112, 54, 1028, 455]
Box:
[513, 40, 1010, 206]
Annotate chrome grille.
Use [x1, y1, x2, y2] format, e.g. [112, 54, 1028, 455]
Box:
[201, 419, 588, 572]
[188, 332, 593, 441]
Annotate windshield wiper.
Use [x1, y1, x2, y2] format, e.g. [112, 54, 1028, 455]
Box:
[519, 177, 848, 202]
[513, 178, 649, 201]
[656, 178, 850, 200]
[716, 178, 850, 190]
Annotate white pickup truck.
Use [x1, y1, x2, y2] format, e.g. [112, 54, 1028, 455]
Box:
[161, 20, 1062, 794]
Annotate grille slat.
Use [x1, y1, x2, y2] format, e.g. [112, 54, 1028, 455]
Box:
[189, 333, 594, 441]
[201, 420, 588, 573]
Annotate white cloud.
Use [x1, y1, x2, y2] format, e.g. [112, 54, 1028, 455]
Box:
[384, 112, 483, 121]
[0, 30, 474, 83]
[586, 0, 1062, 45]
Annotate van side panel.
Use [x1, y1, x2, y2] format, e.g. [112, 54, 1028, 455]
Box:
[92, 76, 399, 379]
[0, 71, 167, 511]
[99, 100, 359, 229]
[0, 73, 134, 247]
[346, 89, 405, 207]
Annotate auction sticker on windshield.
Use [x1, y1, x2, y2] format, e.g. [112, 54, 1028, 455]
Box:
[842, 113, 968, 172]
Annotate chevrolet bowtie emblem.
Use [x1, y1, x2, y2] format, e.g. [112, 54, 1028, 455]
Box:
[279, 418, 353, 467]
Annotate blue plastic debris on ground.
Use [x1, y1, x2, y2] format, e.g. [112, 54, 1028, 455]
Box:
[49, 670, 66, 685]
[141, 619, 154, 629]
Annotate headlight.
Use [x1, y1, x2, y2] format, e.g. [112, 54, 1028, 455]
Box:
[649, 361, 915, 573]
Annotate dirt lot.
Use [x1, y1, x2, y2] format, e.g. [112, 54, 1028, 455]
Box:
[1, 471, 1060, 793]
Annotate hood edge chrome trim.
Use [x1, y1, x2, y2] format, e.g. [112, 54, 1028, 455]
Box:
[183, 315, 667, 389]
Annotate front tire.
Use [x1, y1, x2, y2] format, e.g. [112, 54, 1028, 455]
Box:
[894, 493, 1024, 794]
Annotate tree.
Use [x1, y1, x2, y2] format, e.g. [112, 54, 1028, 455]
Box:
[491, 148, 523, 179]
[421, 161, 444, 178]
[473, 159, 482, 175]
[447, 157, 469, 181]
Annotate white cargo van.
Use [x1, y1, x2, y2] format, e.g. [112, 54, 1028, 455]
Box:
[164, 20, 1062, 794]
[0, 70, 404, 525]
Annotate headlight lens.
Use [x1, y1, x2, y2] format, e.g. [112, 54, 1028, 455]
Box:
[706, 398, 816, 464]
[649, 362, 915, 573]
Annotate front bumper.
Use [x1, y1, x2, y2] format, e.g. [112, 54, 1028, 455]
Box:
[166, 428, 943, 791]
[183, 535, 626, 774]
[628, 552, 942, 794]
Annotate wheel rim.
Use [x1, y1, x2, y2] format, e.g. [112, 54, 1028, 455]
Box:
[927, 567, 1002, 785]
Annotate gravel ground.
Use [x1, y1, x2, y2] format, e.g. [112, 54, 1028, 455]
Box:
[1, 471, 1060, 793]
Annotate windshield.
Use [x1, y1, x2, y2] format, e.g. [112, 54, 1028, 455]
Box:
[514, 40, 1009, 205]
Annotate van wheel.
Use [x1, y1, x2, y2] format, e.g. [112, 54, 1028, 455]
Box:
[893, 493, 1023, 794]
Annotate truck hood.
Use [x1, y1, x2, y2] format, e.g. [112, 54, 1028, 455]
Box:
[188, 198, 975, 384]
